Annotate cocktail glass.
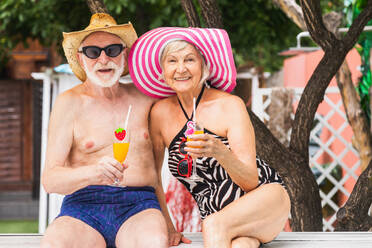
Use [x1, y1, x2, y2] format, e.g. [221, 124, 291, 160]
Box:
[113, 132, 130, 186]
[187, 122, 204, 181]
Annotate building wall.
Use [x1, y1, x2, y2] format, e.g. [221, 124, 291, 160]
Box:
[0, 80, 34, 191]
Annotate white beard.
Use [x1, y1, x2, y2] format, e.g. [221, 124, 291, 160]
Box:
[83, 56, 124, 87]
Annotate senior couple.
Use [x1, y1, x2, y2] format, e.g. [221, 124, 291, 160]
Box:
[41, 13, 290, 248]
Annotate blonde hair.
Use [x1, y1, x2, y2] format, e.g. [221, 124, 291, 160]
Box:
[160, 40, 210, 84]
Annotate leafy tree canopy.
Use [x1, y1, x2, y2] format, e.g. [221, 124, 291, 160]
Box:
[0, 0, 347, 76]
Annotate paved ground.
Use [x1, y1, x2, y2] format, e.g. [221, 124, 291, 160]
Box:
[0, 232, 371, 248]
[0, 192, 38, 220]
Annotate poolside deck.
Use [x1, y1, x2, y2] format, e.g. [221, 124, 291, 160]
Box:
[0, 232, 371, 247]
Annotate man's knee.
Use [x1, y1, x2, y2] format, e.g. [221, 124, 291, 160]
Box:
[40, 237, 68, 248]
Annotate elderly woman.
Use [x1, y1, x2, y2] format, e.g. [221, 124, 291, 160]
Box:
[129, 27, 290, 248]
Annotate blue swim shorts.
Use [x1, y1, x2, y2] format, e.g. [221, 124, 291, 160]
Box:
[57, 185, 161, 248]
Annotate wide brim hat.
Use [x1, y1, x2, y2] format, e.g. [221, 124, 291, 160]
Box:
[128, 27, 237, 98]
[62, 13, 138, 82]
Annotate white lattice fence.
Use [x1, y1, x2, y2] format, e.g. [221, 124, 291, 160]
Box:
[252, 86, 361, 231]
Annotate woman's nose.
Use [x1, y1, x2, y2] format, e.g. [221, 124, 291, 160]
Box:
[176, 62, 187, 73]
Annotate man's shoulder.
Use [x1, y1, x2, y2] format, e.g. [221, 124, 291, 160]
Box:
[53, 84, 83, 110]
[121, 83, 156, 104]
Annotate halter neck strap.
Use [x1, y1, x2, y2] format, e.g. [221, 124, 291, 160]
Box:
[177, 84, 206, 121]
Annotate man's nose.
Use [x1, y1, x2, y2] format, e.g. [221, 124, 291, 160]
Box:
[97, 51, 110, 64]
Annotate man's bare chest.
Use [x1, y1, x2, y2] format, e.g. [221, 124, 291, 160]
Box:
[72, 102, 148, 154]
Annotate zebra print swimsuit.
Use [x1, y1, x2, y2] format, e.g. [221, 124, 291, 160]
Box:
[167, 86, 285, 219]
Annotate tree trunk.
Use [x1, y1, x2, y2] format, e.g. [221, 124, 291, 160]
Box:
[335, 160, 372, 231]
[336, 61, 372, 171]
[180, 0, 201, 27]
[291, 0, 372, 230]
[248, 110, 323, 231]
[197, 0, 223, 28]
[86, 0, 108, 14]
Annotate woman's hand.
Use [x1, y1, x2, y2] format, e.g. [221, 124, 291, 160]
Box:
[184, 133, 228, 159]
[168, 230, 192, 246]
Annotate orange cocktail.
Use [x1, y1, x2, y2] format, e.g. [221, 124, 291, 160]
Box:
[113, 142, 130, 163]
[187, 130, 204, 148]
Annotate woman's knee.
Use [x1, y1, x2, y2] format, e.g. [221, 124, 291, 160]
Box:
[232, 237, 261, 248]
[202, 211, 233, 242]
[203, 212, 225, 232]
[136, 232, 168, 248]
[264, 183, 291, 215]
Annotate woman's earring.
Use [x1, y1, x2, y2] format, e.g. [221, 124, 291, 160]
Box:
[204, 81, 210, 88]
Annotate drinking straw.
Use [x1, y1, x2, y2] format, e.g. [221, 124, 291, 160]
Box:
[193, 97, 196, 122]
[124, 105, 132, 130]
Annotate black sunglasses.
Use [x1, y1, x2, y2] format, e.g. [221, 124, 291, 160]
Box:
[79, 44, 124, 59]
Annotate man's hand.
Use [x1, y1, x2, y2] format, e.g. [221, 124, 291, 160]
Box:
[168, 230, 192, 246]
[92, 156, 125, 185]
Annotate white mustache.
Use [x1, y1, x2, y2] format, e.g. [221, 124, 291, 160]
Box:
[94, 61, 119, 72]
[82, 55, 124, 87]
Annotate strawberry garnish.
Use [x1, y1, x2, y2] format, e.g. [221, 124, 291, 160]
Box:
[115, 128, 126, 141]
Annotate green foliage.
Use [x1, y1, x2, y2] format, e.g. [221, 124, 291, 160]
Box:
[218, 0, 300, 71]
[345, 0, 372, 123]
[0, 0, 350, 77]
[103, 0, 187, 35]
[320, 0, 346, 13]
[0, 220, 38, 233]
[0, 0, 91, 75]
[0, 0, 188, 77]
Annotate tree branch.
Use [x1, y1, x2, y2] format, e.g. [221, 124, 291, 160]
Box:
[290, 51, 340, 157]
[180, 0, 201, 27]
[272, 0, 307, 31]
[197, 0, 223, 28]
[335, 159, 372, 231]
[336, 61, 372, 171]
[299, 0, 337, 51]
[289, 1, 370, 160]
[85, 0, 108, 14]
[343, 0, 372, 51]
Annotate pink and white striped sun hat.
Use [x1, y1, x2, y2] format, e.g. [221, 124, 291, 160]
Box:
[128, 27, 237, 98]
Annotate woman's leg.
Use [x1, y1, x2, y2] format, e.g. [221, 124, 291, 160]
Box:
[231, 237, 261, 248]
[202, 183, 290, 248]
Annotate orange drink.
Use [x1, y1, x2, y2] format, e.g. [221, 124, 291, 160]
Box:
[113, 142, 130, 163]
[187, 130, 204, 148]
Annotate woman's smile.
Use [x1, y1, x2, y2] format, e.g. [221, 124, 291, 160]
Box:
[162, 44, 203, 92]
[174, 76, 192, 82]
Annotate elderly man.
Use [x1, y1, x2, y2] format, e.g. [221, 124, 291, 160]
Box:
[40, 13, 168, 248]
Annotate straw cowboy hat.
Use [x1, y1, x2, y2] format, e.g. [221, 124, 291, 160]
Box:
[62, 13, 138, 82]
[128, 27, 236, 98]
